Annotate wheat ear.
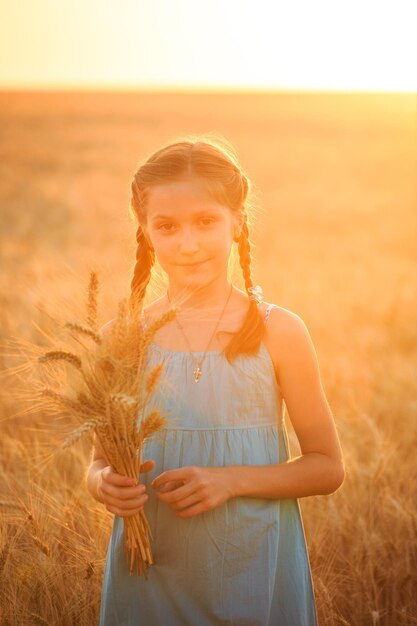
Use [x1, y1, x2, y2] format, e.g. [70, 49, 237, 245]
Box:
[64, 321, 102, 344]
[39, 350, 82, 370]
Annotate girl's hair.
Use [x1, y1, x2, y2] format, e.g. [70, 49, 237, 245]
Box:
[128, 134, 264, 363]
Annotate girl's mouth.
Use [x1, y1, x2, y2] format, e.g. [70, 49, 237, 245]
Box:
[177, 259, 211, 267]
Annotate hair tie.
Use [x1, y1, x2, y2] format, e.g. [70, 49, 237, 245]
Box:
[248, 284, 263, 305]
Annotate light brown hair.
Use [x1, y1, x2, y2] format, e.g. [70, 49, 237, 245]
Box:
[128, 133, 264, 363]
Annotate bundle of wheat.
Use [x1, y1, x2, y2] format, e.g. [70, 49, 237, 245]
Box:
[36, 271, 177, 578]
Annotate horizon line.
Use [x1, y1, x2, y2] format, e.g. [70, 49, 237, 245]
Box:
[0, 83, 416, 95]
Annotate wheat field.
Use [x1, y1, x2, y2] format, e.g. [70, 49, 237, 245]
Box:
[0, 90, 416, 626]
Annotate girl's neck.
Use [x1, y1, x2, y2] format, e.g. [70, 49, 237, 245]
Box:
[166, 277, 233, 312]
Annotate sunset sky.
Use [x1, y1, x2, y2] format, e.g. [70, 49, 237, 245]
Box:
[0, 0, 415, 91]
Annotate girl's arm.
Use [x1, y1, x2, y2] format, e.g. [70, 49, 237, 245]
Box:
[229, 307, 345, 499]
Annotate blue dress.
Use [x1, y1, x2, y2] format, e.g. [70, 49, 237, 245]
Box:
[99, 304, 318, 625]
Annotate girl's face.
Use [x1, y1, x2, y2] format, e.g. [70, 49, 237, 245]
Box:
[143, 179, 242, 290]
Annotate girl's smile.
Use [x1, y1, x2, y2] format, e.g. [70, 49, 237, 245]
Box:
[176, 258, 213, 267]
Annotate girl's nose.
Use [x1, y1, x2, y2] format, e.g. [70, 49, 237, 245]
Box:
[178, 230, 199, 253]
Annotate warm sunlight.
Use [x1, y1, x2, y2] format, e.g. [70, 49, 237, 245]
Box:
[0, 0, 416, 92]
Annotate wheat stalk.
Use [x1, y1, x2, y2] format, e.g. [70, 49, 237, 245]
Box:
[87, 270, 99, 331]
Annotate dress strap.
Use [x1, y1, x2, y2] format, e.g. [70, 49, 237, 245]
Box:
[263, 303, 278, 325]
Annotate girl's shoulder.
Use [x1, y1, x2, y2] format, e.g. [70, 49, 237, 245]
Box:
[259, 301, 304, 329]
[260, 301, 314, 375]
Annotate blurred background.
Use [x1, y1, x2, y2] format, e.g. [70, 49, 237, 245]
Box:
[0, 1, 416, 624]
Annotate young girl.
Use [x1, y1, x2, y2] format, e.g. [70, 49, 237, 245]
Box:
[87, 136, 345, 626]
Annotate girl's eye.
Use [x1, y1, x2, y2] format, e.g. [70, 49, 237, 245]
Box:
[157, 218, 215, 232]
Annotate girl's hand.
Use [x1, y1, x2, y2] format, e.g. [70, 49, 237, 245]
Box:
[151, 465, 235, 518]
[98, 459, 155, 517]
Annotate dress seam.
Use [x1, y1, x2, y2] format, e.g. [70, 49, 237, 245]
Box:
[145, 423, 283, 432]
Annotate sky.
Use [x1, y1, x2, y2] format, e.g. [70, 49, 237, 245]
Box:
[0, 0, 416, 91]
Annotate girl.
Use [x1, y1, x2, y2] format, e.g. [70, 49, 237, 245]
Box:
[87, 135, 345, 626]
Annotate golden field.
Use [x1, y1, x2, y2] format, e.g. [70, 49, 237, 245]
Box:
[0, 90, 416, 625]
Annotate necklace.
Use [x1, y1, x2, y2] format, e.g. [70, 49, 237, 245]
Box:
[166, 283, 233, 383]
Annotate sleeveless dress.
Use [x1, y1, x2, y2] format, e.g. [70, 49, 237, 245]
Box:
[98, 304, 318, 626]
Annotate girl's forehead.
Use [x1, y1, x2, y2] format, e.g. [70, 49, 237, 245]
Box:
[146, 180, 227, 216]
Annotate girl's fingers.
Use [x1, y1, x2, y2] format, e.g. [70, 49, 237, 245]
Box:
[102, 481, 146, 501]
[158, 480, 183, 493]
[100, 463, 157, 510]
[101, 467, 136, 487]
[104, 492, 148, 512]
[102, 461, 156, 487]
[106, 503, 147, 517]
[140, 459, 156, 474]
[172, 494, 202, 512]
[155, 480, 196, 503]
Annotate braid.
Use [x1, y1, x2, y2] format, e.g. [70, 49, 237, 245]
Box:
[237, 217, 253, 293]
[129, 224, 155, 315]
[224, 214, 264, 362]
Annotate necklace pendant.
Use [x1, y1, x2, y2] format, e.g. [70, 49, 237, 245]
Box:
[193, 366, 202, 383]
